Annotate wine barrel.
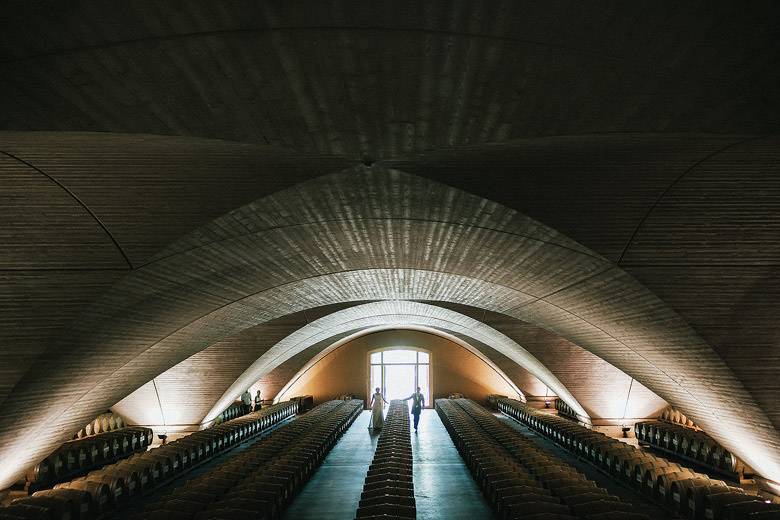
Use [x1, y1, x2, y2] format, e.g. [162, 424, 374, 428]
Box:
[98, 416, 111, 434]
[697, 438, 716, 465]
[1, 503, 61, 520]
[105, 467, 142, 498]
[12, 496, 73, 520]
[91, 438, 111, 466]
[82, 472, 127, 507]
[147, 498, 207, 515]
[683, 483, 733, 519]
[721, 500, 780, 520]
[164, 445, 191, 470]
[703, 491, 756, 520]
[602, 446, 637, 474]
[641, 464, 683, 497]
[112, 431, 131, 456]
[122, 452, 155, 477]
[58, 481, 111, 514]
[25, 459, 54, 489]
[583, 513, 650, 520]
[620, 454, 656, 484]
[139, 511, 194, 520]
[112, 460, 155, 491]
[655, 471, 699, 506]
[138, 451, 173, 479]
[32, 489, 93, 520]
[103, 435, 121, 461]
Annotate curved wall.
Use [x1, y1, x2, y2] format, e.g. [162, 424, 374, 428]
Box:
[278, 330, 521, 405]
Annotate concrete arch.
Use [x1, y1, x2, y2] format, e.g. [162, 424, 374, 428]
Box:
[204, 301, 589, 424]
[1, 167, 778, 487]
[273, 325, 527, 405]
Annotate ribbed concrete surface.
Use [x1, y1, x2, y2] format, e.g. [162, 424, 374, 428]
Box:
[0, 7, 778, 491]
[439, 303, 667, 420]
[2, 167, 777, 489]
[201, 301, 588, 425]
[1, 2, 778, 155]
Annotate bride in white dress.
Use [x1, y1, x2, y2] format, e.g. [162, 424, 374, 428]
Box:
[369, 387, 388, 430]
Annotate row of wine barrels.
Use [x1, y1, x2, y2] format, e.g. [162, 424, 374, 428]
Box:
[134, 400, 364, 520]
[634, 420, 751, 476]
[25, 427, 153, 492]
[498, 398, 779, 520]
[486, 394, 508, 410]
[437, 398, 649, 520]
[659, 407, 696, 429]
[74, 413, 127, 440]
[555, 399, 579, 422]
[356, 400, 415, 518]
[219, 402, 248, 423]
[0, 488, 95, 520]
[290, 395, 313, 413]
[4, 401, 300, 519]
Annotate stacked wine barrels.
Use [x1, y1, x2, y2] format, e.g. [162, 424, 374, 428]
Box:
[25, 426, 153, 492]
[74, 413, 126, 440]
[498, 398, 780, 519]
[132, 400, 363, 520]
[555, 399, 580, 423]
[658, 407, 697, 429]
[438, 398, 649, 519]
[291, 395, 314, 413]
[219, 402, 248, 422]
[355, 400, 415, 518]
[486, 394, 508, 410]
[0, 488, 95, 520]
[634, 420, 752, 478]
[2, 401, 299, 519]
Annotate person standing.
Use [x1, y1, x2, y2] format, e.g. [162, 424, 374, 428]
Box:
[369, 387, 387, 431]
[254, 389, 263, 412]
[404, 387, 425, 432]
[240, 389, 252, 415]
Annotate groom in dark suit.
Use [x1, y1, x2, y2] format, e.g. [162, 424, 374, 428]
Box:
[405, 387, 425, 432]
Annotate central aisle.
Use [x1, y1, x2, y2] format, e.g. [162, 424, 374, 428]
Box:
[282, 410, 377, 520]
[413, 409, 495, 519]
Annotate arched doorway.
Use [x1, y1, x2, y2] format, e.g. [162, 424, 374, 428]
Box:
[369, 347, 431, 406]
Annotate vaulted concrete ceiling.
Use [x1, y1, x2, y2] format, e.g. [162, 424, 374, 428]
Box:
[1, 0, 779, 490]
[114, 300, 665, 431]
[2, 165, 778, 488]
[202, 301, 589, 424]
[1, 1, 778, 155]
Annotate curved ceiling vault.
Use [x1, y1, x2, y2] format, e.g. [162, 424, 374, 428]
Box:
[203, 301, 588, 424]
[1, 167, 778, 488]
[272, 325, 527, 405]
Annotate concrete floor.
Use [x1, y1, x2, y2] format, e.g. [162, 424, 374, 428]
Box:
[413, 410, 495, 520]
[283, 409, 495, 520]
[282, 410, 378, 520]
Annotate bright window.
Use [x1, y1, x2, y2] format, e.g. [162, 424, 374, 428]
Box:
[369, 348, 431, 405]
